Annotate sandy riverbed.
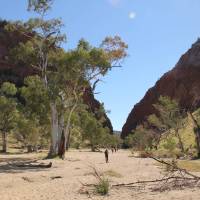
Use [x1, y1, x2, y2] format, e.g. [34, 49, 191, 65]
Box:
[0, 149, 199, 200]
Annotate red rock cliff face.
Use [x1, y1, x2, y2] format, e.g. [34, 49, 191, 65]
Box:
[0, 21, 113, 133]
[121, 39, 200, 139]
[0, 21, 38, 86]
[83, 87, 113, 132]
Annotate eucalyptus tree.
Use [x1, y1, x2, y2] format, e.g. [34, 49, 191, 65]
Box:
[0, 82, 18, 152]
[188, 111, 200, 158]
[7, 0, 128, 158]
[148, 96, 186, 153]
[18, 75, 51, 151]
[7, 0, 65, 156]
[147, 113, 167, 148]
[78, 109, 110, 151]
[16, 116, 40, 152]
[52, 37, 128, 158]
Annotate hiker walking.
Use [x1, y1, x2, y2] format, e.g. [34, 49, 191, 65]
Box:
[104, 149, 109, 163]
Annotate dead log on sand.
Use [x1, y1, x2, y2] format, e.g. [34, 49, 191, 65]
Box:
[14, 162, 52, 168]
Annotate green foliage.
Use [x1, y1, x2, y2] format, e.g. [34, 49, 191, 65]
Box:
[155, 114, 198, 158]
[148, 114, 164, 131]
[148, 96, 186, 153]
[124, 126, 154, 150]
[124, 134, 133, 148]
[101, 35, 128, 64]
[9, 40, 37, 65]
[79, 110, 111, 151]
[28, 0, 54, 15]
[0, 83, 18, 152]
[105, 134, 122, 148]
[1, 0, 127, 155]
[20, 75, 50, 125]
[70, 127, 82, 149]
[16, 116, 40, 148]
[153, 96, 186, 130]
[0, 96, 18, 133]
[95, 177, 109, 195]
[0, 83, 18, 133]
[162, 137, 177, 152]
[1, 82, 17, 96]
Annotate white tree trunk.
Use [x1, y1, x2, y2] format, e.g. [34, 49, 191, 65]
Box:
[49, 102, 59, 156]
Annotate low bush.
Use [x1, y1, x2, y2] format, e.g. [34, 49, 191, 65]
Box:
[95, 177, 109, 195]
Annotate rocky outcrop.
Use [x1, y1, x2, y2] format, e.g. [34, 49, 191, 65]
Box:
[0, 20, 38, 86]
[0, 20, 113, 133]
[83, 87, 113, 132]
[121, 39, 200, 138]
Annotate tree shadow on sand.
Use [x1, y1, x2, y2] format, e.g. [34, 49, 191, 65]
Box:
[0, 157, 52, 174]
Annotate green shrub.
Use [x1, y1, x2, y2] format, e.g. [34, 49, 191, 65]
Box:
[162, 137, 176, 152]
[95, 177, 109, 195]
[151, 148, 184, 158]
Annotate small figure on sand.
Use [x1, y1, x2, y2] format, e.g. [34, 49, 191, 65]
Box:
[104, 149, 109, 163]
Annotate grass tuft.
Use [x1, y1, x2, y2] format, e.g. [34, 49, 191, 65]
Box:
[95, 177, 109, 195]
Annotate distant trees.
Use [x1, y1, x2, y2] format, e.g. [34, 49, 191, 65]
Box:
[79, 110, 110, 151]
[124, 125, 154, 150]
[62, 107, 122, 151]
[162, 137, 177, 155]
[124, 96, 189, 155]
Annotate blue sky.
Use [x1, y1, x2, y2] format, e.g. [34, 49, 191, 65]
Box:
[1, 0, 200, 131]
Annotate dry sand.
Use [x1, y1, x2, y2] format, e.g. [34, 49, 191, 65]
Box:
[0, 149, 199, 200]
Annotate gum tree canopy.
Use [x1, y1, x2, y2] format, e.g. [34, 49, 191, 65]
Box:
[6, 0, 128, 158]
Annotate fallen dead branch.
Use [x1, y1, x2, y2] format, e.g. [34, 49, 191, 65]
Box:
[112, 176, 195, 187]
[14, 162, 52, 168]
[80, 157, 200, 194]
[112, 156, 200, 191]
[149, 156, 200, 179]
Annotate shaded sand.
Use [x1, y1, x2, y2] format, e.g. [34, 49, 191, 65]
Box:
[0, 150, 200, 200]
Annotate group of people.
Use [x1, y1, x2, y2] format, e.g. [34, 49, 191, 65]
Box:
[104, 146, 118, 163]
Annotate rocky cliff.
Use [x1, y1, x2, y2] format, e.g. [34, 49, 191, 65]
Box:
[0, 20, 38, 86]
[121, 39, 200, 138]
[0, 20, 113, 133]
[83, 87, 113, 132]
